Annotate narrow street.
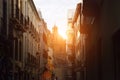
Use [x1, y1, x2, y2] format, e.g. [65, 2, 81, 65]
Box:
[0, 0, 120, 80]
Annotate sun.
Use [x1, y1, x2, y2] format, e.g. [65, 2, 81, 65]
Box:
[58, 28, 67, 40]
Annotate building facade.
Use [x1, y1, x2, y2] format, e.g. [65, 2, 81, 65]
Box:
[79, 0, 120, 80]
[50, 25, 67, 80]
[72, 3, 86, 80]
[0, 0, 46, 80]
[39, 19, 51, 79]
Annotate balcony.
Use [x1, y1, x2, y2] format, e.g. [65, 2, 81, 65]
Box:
[35, 32, 40, 43]
[26, 52, 37, 68]
[24, 17, 29, 30]
[29, 22, 35, 38]
[80, 16, 95, 34]
[10, 7, 29, 32]
[80, 24, 91, 34]
[28, 22, 39, 42]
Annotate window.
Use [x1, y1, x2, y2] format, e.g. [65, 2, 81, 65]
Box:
[15, 39, 18, 60]
[2, 0, 7, 35]
[19, 40, 22, 61]
[11, 0, 14, 17]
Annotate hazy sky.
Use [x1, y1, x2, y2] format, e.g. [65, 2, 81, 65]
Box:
[33, 0, 81, 32]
